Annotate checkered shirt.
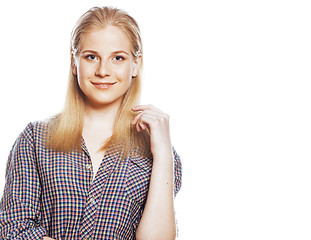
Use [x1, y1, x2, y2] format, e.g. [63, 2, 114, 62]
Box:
[0, 122, 182, 239]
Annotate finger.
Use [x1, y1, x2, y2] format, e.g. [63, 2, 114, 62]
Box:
[132, 104, 162, 114]
[134, 115, 143, 132]
[135, 119, 148, 132]
[139, 121, 147, 130]
[138, 114, 158, 129]
[132, 107, 165, 126]
[133, 109, 167, 125]
[136, 120, 141, 132]
[137, 110, 169, 127]
[131, 112, 143, 125]
[133, 113, 156, 132]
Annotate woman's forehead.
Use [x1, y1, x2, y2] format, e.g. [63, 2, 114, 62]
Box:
[79, 26, 132, 53]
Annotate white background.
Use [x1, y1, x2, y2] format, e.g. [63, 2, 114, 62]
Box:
[0, 0, 311, 239]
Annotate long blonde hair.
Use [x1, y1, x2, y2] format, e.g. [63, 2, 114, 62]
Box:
[47, 6, 150, 156]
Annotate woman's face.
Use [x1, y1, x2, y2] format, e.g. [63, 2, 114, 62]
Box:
[74, 26, 141, 108]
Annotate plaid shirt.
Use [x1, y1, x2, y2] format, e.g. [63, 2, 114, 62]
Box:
[0, 122, 182, 239]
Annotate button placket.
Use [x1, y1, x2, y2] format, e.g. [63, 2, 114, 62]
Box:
[102, 164, 107, 172]
[79, 192, 98, 238]
[85, 164, 92, 170]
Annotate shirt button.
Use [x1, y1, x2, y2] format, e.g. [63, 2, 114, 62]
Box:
[86, 164, 92, 170]
[89, 197, 95, 204]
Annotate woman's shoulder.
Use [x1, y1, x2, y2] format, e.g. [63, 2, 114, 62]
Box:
[21, 115, 58, 144]
[22, 120, 47, 136]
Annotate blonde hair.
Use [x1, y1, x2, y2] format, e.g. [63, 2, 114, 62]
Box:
[47, 6, 150, 156]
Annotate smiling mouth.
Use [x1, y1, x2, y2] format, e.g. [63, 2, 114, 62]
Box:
[92, 82, 117, 89]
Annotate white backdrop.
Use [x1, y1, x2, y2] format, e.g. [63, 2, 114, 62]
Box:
[0, 0, 311, 239]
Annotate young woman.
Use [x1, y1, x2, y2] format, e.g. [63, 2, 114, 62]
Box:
[0, 6, 182, 240]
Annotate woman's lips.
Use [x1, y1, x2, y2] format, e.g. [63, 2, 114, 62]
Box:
[92, 82, 116, 89]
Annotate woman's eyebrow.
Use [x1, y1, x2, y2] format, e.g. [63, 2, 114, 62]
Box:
[81, 49, 130, 55]
[112, 50, 130, 55]
[81, 49, 98, 54]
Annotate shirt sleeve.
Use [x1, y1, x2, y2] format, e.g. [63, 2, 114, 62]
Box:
[172, 147, 182, 197]
[0, 124, 47, 239]
[132, 147, 182, 233]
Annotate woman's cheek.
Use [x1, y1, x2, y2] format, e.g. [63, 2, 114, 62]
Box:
[115, 65, 133, 83]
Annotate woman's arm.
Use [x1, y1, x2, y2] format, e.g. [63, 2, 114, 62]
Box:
[0, 124, 47, 239]
[132, 105, 177, 240]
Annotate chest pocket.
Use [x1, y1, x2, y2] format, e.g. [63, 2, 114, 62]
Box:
[125, 154, 153, 205]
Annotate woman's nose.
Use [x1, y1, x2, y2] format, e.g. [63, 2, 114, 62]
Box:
[95, 60, 110, 77]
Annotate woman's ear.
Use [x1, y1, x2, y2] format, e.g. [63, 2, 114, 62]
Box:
[132, 54, 142, 78]
[72, 56, 78, 75]
[73, 64, 77, 75]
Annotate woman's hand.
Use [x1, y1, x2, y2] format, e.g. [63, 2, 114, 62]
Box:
[132, 104, 176, 239]
[43, 237, 56, 240]
[131, 104, 172, 158]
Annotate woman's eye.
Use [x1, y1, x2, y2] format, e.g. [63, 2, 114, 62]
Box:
[86, 55, 97, 61]
[114, 56, 125, 61]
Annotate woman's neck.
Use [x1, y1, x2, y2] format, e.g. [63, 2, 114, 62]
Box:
[83, 99, 122, 133]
